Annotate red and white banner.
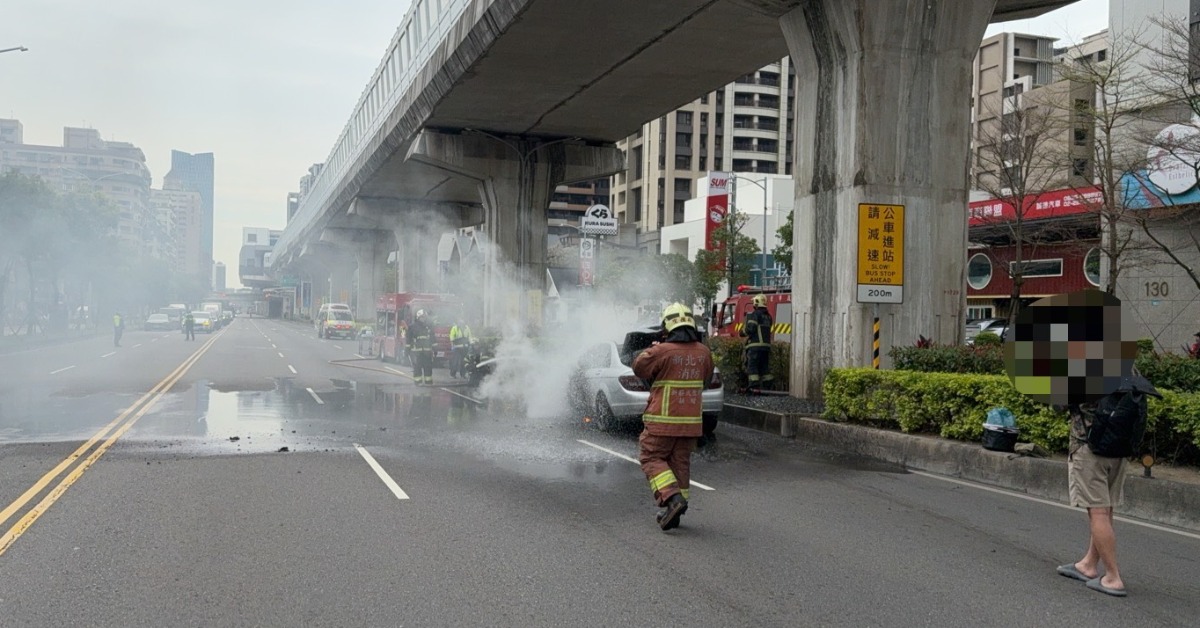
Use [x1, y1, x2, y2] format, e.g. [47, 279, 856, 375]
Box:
[969, 186, 1102, 226]
[705, 172, 729, 260]
[579, 237, 595, 286]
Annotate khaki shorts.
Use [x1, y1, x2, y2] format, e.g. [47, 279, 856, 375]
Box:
[1068, 444, 1128, 509]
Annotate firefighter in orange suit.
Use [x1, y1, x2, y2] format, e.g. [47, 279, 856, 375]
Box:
[633, 302, 714, 531]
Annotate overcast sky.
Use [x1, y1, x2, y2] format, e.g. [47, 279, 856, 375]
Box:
[3, 0, 1105, 289]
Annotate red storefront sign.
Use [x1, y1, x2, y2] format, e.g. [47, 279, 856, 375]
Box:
[969, 186, 1102, 226]
[705, 172, 729, 251]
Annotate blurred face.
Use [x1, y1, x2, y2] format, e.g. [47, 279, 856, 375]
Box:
[1004, 290, 1136, 406]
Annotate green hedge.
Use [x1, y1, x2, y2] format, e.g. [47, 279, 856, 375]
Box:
[707, 337, 790, 391]
[822, 368, 1200, 463]
[891, 342, 1200, 394]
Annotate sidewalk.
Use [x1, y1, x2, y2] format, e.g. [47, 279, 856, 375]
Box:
[722, 400, 1200, 534]
[0, 327, 105, 355]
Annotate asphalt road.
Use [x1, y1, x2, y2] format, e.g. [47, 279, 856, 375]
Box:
[1, 318, 1197, 627]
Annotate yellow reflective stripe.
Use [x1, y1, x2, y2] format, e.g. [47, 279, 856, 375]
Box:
[649, 470, 677, 491]
[770, 323, 792, 334]
[680, 488, 690, 500]
[643, 414, 702, 424]
[650, 380, 704, 388]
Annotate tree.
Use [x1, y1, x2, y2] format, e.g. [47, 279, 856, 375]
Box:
[772, 208, 794, 272]
[973, 86, 1072, 330]
[693, 211, 760, 309]
[1055, 30, 1158, 295]
[0, 173, 52, 332]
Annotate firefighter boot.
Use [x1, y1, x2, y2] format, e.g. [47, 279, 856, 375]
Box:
[657, 494, 688, 531]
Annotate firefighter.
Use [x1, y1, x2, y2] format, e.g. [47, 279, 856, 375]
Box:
[407, 309, 434, 386]
[448, 318, 473, 379]
[633, 302, 714, 531]
[740, 294, 773, 392]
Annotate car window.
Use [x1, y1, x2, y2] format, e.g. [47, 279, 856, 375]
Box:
[331, 311, 353, 321]
[578, 344, 611, 369]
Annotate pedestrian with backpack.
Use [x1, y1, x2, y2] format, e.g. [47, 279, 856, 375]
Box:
[1057, 372, 1158, 598]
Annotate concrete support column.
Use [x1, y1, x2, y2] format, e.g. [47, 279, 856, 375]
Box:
[405, 131, 623, 328]
[353, 241, 390, 323]
[780, 0, 993, 398]
[391, 223, 441, 294]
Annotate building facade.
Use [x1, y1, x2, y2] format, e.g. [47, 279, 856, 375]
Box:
[0, 120, 153, 251]
[610, 58, 796, 253]
[151, 184, 205, 279]
[240, 227, 281, 290]
[164, 150, 214, 286]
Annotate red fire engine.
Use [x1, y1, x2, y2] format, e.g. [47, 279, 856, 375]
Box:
[373, 292, 462, 365]
[711, 285, 792, 342]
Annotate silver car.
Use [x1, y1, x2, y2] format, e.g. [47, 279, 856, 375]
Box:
[568, 333, 722, 437]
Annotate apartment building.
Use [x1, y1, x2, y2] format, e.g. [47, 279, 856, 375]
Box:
[610, 58, 796, 253]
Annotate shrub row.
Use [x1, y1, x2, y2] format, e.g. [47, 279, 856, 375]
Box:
[890, 342, 1200, 394]
[822, 368, 1200, 463]
[706, 337, 790, 391]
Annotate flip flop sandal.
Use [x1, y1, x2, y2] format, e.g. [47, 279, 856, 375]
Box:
[1056, 563, 1093, 582]
[1086, 578, 1128, 597]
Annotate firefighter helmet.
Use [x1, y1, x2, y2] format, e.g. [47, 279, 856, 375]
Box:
[661, 303, 695, 332]
[752, 294, 768, 308]
[416, 309, 426, 319]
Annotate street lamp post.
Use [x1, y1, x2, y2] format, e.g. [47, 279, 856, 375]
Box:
[728, 173, 771, 293]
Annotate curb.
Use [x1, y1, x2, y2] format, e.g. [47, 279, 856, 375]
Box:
[722, 402, 1200, 533]
[0, 329, 105, 355]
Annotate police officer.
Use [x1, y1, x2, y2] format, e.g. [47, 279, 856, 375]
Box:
[448, 318, 473, 378]
[112, 312, 124, 347]
[740, 294, 773, 392]
[183, 311, 195, 341]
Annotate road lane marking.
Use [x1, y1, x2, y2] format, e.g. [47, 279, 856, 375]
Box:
[100, 351, 115, 358]
[306, 387, 324, 405]
[288, 364, 297, 374]
[354, 444, 410, 500]
[908, 470, 1200, 541]
[354, 354, 366, 359]
[332, 344, 342, 350]
[577, 439, 715, 491]
[133, 343, 142, 348]
[151, 338, 158, 343]
[49, 366, 75, 375]
[0, 328, 225, 554]
[271, 344, 277, 349]
[277, 352, 284, 358]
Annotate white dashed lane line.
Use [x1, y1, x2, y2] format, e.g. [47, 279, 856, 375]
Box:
[49, 365, 76, 375]
[354, 444, 409, 500]
[306, 387, 324, 405]
[287, 365, 297, 374]
[576, 439, 715, 491]
[100, 351, 116, 358]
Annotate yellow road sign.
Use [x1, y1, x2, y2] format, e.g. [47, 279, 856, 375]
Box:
[856, 204, 905, 303]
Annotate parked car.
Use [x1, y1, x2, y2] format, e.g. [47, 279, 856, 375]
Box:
[318, 310, 356, 339]
[567, 326, 722, 437]
[191, 311, 215, 333]
[220, 311, 234, 327]
[966, 318, 1006, 344]
[143, 313, 173, 331]
[315, 303, 353, 333]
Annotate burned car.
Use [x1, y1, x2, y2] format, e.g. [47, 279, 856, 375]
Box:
[568, 325, 722, 437]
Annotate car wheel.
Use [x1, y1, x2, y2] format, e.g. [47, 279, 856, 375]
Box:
[594, 393, 618, 432]
[702, 412, 719, 439]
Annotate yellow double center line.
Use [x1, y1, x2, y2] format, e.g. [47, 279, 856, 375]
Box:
[0, 328, 224, 557]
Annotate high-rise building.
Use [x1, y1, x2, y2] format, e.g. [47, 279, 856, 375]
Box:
[610, 58, 795, 253]
[165, 150, 214, 284]
[151, 183, 204, 279]
[0, 120, 152, 251]
[212, 262, 227, 292]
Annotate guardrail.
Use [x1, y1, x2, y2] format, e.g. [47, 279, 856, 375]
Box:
[271, 0, 481, 265]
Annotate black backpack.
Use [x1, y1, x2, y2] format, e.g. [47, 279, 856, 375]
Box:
[1087, 390, 1148, 458]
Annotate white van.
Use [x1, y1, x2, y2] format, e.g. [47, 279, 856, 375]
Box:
[315, 303, 352, 331]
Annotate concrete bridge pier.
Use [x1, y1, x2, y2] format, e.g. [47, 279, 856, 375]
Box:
[405, 130, 623, 327]
[319, 227, 392, 323]
[299, 242, 355, 310]
[780, 0, 994, 398]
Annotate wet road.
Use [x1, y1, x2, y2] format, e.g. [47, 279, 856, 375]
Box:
[1, 319, 1198, 627]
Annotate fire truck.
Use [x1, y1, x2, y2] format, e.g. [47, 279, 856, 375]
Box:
[711, 285, 792, 343]
[373, 292, 462, 365]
